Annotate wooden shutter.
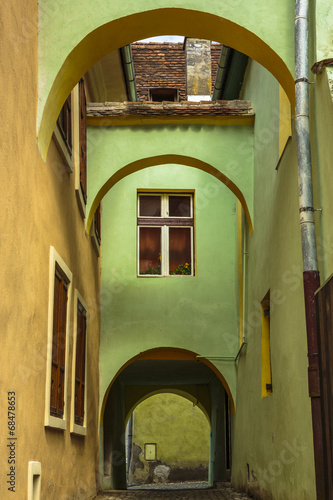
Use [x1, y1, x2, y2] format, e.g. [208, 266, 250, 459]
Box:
[57, 94, 72, 153]
[79, 79, 87, 203]
[94, 204, 101, 245]
[50, 265, 69, 417]
[75, 301, 86, 425]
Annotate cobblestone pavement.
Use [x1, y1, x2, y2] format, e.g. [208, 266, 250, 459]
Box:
[96, 482, 253, 499]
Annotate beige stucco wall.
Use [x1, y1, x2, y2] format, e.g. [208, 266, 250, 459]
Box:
[0, 2, 100, 498]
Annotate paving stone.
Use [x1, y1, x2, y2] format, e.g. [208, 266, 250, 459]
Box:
[96, 482, 253, 500]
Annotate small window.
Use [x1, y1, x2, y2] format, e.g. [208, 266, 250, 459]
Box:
[261, 291, 272, 397]
[53, 92, 73, 172]
[94, 204, 101, 246]
[71, 291, 88, 436]
[137, 193, 194, 276]
[148, 88, 179, 102]
[75, 300, 86, 425]
[91, 203, 101, 256]
[57, 95, 72, 154]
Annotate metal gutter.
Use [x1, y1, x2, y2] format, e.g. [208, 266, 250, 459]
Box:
[212, 46, 231, 101]
[212, 47, 248, 101]
[294, 0, 324, 497]
[120, 45, 139, 102]
[221, 51, 249, 100]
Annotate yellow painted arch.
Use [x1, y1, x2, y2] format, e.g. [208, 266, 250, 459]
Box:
[125, 388, 211, 427]
[87, 154, 253, 234]
[38, 8, 295, 159]
[100, 347, 236, 426]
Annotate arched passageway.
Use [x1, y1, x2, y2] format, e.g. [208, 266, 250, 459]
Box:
[126, 392, 211, 486]
[101, 348, 233, 490]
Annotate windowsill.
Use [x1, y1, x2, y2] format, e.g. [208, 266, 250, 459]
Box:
[53, 125, 73, 173]
[71, 422, 87, 436]
[44, 414, 67, 431]
[137, 274, 194, 278]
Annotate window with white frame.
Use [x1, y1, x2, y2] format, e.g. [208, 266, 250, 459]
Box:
[71, 290, 87, 436]
[45, 247, 72, 430]
[137, 193, 194, 276]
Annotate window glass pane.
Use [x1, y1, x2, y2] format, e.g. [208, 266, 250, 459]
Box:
[139, 227, 161, 274]
[169, 196, 191, 217]
[169, 227, 192, 275]
[139, 196, 161, 216]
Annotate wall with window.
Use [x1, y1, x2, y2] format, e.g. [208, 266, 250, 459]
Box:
[231, 60, 316, 499]
[99, 163, 239, 404]
[0, 2, 100, 497]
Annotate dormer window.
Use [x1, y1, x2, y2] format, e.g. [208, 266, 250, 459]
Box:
[148, 88, 179, 102]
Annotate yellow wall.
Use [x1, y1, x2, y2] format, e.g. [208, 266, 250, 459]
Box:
[129, 393, 210, 484]
[0, 2, 100, 498]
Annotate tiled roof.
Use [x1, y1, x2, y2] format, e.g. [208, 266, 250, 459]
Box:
[131, 42, 222, 101]
[87, 100, 254, 117]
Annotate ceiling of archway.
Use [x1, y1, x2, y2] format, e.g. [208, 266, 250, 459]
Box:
[118, 359, 217, 386]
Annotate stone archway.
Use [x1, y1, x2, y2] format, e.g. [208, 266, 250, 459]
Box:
[101, 347, 234, 490]
[87, 154, 253, 234]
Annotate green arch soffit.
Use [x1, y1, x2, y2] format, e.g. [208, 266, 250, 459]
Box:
[38, 8, 295, 159]
[87, 154, 253, 234]
[125, 389, 211, 428]
[100, 347, 236, 425]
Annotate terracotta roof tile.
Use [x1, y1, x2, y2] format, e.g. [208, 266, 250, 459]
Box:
[87, 100, 254, 118]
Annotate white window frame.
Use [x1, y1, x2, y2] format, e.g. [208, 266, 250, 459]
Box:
[73, 81, 87, 219]
[71, 289, 88, 436]
[137, 192, 194, 277]
[53, 83, 87, 220]
[45, 247, 72, 430]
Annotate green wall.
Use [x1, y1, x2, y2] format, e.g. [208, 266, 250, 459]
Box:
[99, 163, 239, 406]
[86, 125, 254, 223]
[232, 60, 316, 499]
[311, 69, 333, 283]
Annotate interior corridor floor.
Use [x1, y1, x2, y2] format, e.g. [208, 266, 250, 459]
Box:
[96, 482, 253, 499]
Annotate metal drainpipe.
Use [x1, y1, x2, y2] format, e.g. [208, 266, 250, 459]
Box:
[212, 46, 231, 101]
[120, 45, 139, 102]
[295, 1, 325, 498]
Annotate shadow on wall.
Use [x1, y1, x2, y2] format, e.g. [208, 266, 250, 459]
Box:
[127, 393, 210, 485]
